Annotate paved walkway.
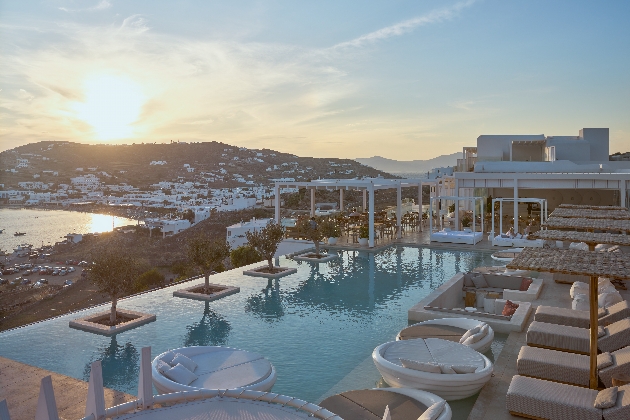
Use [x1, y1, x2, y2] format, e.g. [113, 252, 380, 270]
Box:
[0, 357, 134, 420]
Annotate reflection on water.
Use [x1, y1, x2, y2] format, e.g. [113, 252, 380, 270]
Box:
[245, 279, 285, 322]
[83, 337, 139, 391]
[183, 302, 231, 347]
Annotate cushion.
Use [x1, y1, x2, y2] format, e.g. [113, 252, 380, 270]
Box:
[463, 272, 474, 287]
[598, 292, 623, 309]
[598, 308, 608, 318]
[161, 351, 176, 365]
[572, 294, 590, 312]
[156, 360, 170, 375]
[494, 299, 507, 315]
[438, 364, 456, 374]
[599, 284, 617, 295]
[594, 387, 618, 409]
[399, 359, 441, 374]
[451, 365, 477, 374]
[502, 300, 519, 317]
[500, 234, 510, 238]
[463, 333, 484, 345]
[519, 278, 533, 292]
[480, 324, 490, 337]
[597, 352, 614, 370]
[459, 326, 481, 343]
[418, 401, 446, 420]
[597, 326, 606, 338]
[471, 274, 489, 289]
[163, 363, 198, 385]
[171, 353, 198, 372]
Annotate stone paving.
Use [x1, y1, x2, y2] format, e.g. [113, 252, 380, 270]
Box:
[0, 356, 134, 420]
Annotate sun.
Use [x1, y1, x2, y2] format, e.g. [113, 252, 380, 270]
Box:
[74, 73, 146, 140]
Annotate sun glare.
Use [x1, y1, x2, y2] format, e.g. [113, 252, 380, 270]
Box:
[74, 73, 146, 140]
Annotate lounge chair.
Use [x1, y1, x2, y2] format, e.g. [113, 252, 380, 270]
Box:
[516, 345, 630, 388]
[526, 318, 630, 354]
[534, 300, 630, 328]
[507, 375, 630, 420]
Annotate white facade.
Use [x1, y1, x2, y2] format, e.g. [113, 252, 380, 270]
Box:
[226, 218, 272, 248]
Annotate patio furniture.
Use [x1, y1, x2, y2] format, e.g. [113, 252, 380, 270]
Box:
[462, 271, 542, 302]
[397, 318, 494, 353]
[372, 338, 493, 401]
[534, 300, 630, 329]
[319, 388, 452, 420]
[152, 346, 276, 394]
[516, 345, 630, 388]
[526, 319, 630, 355]
[506, 375, 630, 420]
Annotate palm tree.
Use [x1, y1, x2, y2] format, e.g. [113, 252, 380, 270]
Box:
[187, 235, 231, 294]
[89, 247, 141, 325]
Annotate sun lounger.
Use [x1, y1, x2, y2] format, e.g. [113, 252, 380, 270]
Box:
[516, 345, 630, 388]
[534, 300, 630, 329]
[526, 318, 630, 354]
[507, 375, 630, 420]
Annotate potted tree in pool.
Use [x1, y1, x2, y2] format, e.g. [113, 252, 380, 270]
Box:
[292, 217, 338, 263]
[173, 235, 239, 302]
[69, 246, 156, 335]
[320, 218, 342, 245]
[243, 221, 296, 278]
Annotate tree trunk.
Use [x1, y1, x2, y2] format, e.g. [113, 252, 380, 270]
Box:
[110, 296, 117, 326]
[204, 273, 210, 294]
[267, 258, 273, 272]
[314, 240, 320, 257]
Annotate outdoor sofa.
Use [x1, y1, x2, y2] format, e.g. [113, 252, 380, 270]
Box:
[462, 271, 543, 302]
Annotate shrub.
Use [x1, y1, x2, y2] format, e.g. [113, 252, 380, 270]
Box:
[134, 268, 165, 292]
[230, 245, 263, 268]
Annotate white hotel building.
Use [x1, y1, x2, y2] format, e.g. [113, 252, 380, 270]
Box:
[451, 128, 630, 229]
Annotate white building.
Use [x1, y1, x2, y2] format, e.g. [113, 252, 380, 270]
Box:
[226, 218, 272, 248]
[144, 218, 191, 237]
[70, 174, 102, 191]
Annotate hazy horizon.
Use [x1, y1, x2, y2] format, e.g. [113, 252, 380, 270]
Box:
[2, 1, 629, 159]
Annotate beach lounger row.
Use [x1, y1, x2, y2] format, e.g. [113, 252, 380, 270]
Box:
[507, 375, 630, 420]
[534, 300, 630, 329]
[526, 318, 630, 354]
[517, 345, 630, 388]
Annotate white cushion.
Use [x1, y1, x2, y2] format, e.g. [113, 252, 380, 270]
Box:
[463, 332, 485, 345]
[594, 387, 618, 409]
[597, 326, 607, 338]
[161, 351, 176, 365]
[479, 324, 490, 337]
[572, 294, 590, 311]
[172, 353, 198, 372]
[156, 360, 170, 375]
[459, 326, 480, 343]
[598, 292, 623, 309]
[494, 299, 507, 315]
[437, 364, 456, 374]
[163, 363, 198, 385]
[399, 359, 441, 373]
[418, 401, 446, 420]
[471, 274, 488, 288]
[451, 364, 478, 374]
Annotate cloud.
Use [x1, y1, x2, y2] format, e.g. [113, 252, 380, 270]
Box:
[59, 0, 112, 13]
[333, 0, 477, 49]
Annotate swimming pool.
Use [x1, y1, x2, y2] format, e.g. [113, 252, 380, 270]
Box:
[0, 246, 502, 404]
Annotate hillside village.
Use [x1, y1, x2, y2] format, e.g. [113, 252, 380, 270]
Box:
[0, 140, 395, 235]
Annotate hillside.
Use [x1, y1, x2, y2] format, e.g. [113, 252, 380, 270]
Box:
[355, 152, 461, 175]
[1, 141, 393, 189]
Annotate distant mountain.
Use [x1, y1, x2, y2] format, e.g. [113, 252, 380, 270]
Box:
[355, 152, 462, 176]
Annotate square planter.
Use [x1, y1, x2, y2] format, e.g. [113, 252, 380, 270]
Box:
[173, 283, 240, 301]
[243, 266, 298, 279]
[69, 309, 156, 336]
[293, 253, 338, 263]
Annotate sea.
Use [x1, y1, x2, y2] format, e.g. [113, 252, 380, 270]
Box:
[0, 208, 137, 253]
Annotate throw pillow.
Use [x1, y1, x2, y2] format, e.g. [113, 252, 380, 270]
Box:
[438, 364, 456, 374]
[459, 326, 481, 343]
[451, 365, 478, 374]
[572, 294, 590, 312]
[418, 401, 446, 420]
[519, 278, 533, 292]
[463, 273, 475, 287]
[156, 360, 170, 375]
[463, 332, 484, 345]
[502, 300, 519, 317]
[399, 359, 442, 374]
[471, 274, 489, 289]
[172, 353, 198, 372]
[597, 326, 606, 338]
[163, 363, 198, 385]
[161, 351, 176, 365]
[594, 387, 618, 409]
[597, 352, 614, 370]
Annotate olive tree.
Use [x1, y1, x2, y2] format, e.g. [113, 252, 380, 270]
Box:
[187, 235, 231, 294]
[245, 221, 285, 271]
[89, 248, 141, 326]
[296, 216, 325, 257]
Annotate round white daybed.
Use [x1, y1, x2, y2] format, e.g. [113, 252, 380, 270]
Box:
[152, 346, 276, 394]
[491, 248, 522, 262]
[373, 338, 493, 401]
[397, 318, 494, 354]
[320, 387, 451, 420]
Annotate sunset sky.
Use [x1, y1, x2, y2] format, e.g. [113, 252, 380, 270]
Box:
[1, 1, 629, 160]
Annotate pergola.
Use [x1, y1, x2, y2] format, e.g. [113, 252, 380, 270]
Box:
[273, 178, 438, 247]
[542, 217, 630, 233]
[550, 207, 630, 220]
[490, 197, 548, 236]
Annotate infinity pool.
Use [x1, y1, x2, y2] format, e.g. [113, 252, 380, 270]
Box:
[0, 246, 502, 404]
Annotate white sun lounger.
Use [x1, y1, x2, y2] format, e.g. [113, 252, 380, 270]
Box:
[534, 301, 630, 329]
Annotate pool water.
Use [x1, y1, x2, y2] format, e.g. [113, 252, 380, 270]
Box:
[0, 246, 503, 405]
